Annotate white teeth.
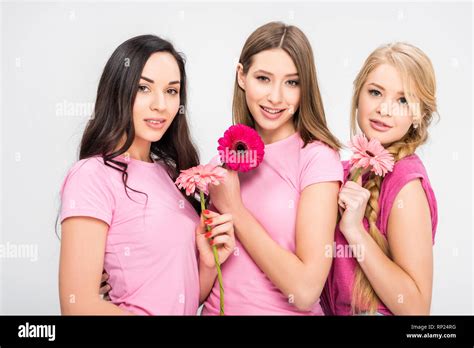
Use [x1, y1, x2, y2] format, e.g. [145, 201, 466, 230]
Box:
[146, 120, 164, 124]
[263, 107, 284, 114]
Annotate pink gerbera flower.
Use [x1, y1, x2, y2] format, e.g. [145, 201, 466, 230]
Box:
[175, 164, 227, 196]
[349, 134, 395, 180]
[174, 163, 228, 315]
[217, 124, 265, 172]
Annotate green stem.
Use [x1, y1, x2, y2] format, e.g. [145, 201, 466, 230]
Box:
[350, 166, 363, 182]
[200, 191, 224, 316]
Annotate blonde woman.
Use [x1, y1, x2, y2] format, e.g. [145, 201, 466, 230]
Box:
[321, 42, 438, 315]
[202, 22, 344, 315]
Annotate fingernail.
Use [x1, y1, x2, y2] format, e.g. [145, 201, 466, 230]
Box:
[203, 210, 210, 215]
[204, 219, 213, 225]
[205, 232, 212, 238]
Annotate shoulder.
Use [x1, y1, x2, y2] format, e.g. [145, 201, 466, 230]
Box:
[298, 139, 344, 189]
[386, 154, 428, 180]
[379, 154, 438, 239]
[68, 156, 108, 176]
[382, 154, 433, 196]
[300, 139, 342, 166]
[61, 156, 112, 193]
[381, 154, 433, 201]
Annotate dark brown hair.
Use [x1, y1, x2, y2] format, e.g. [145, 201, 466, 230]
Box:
[80, 34, 200, 212]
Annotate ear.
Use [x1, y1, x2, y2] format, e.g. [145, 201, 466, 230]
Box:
[236, 63, 246, 91]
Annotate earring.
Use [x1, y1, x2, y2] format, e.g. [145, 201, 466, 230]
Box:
[413, 122, 419, 129]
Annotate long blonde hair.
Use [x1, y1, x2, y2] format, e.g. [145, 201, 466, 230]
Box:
[350, 42, 438, 314]
[233, 21, 341, 150]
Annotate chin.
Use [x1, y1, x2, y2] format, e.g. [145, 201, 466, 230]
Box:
[366, 132, 394, 146]
[255, 114, 293, 132]
[149, 134, 165, 143]
[256, 118, 280, 130]
[361, 128, 383, 142]
[137, 130, 166, 143]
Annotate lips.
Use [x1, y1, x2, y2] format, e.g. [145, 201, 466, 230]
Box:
[144, 118, 166, 124]
[259, 105, 286, 120]
[144, 118, 166, 129]
[369, 119, 392, 132]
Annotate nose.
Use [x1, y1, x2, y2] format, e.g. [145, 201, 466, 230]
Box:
[151, 91, 167, 112]
[267, 83, 283, 105]
[377, 98, 393, 117]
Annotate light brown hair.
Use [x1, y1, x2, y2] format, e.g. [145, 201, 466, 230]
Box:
[233, 21, 341, 150]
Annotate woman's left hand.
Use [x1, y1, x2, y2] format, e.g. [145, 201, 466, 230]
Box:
[196, 210, 236, 269]
[338, 179, 371, 239]
[208, 168, 243, 214]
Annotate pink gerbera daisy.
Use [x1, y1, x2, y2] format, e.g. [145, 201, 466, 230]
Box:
[217, 124, 265, 172]
[349, 134, 395, 180]
[175, 164, 227, 196]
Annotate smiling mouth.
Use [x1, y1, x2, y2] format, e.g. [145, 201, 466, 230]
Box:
[260, 105, 286, 114]
[144, 119, 166, 125]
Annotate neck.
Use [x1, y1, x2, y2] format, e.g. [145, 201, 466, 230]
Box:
[256, 122, 296, 145]
[116, 135, 152, 163]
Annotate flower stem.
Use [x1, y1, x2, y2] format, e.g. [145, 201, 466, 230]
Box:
[350, 167, 363, 182]
[199, 191, 224, 316]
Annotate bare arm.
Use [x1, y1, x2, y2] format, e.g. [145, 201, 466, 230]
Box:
[198, 262, 218, 304]
[59, 217, 134, 315]
[341, 179, 433, 314]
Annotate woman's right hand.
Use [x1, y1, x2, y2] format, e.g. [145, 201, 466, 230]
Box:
[99, 271, 111, 301]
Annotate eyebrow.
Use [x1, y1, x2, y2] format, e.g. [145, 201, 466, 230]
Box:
[140, 76, 154, 83]
[254, 69, 299, 78]
[368, 82, 404, 96]
[140, 76, 180, 85]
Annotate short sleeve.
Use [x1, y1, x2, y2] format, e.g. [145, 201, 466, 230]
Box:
[299, 142, 344, 191]
[60, 157, 115, 226]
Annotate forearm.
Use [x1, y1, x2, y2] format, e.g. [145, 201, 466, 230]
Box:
[233, 206, 326, 310]
[346, 228, 430, 315]
[198, 260, 218, 304]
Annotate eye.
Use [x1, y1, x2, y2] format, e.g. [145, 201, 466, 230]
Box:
[369, 89, 381, 97]
[256, 76, 270, 82]
[399, 97, 408, 105]
[138, 85, 150, 93]
[286, 80, 299, 87]
[167, 88, 179, 95]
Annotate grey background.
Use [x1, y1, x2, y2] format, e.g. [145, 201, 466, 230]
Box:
[1, 1, 472, 314]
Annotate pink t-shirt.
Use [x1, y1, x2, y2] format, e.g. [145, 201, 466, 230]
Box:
[60, 155, 201, 315]
[202, 132, 344, 315]
[320, 154, 438, 316]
